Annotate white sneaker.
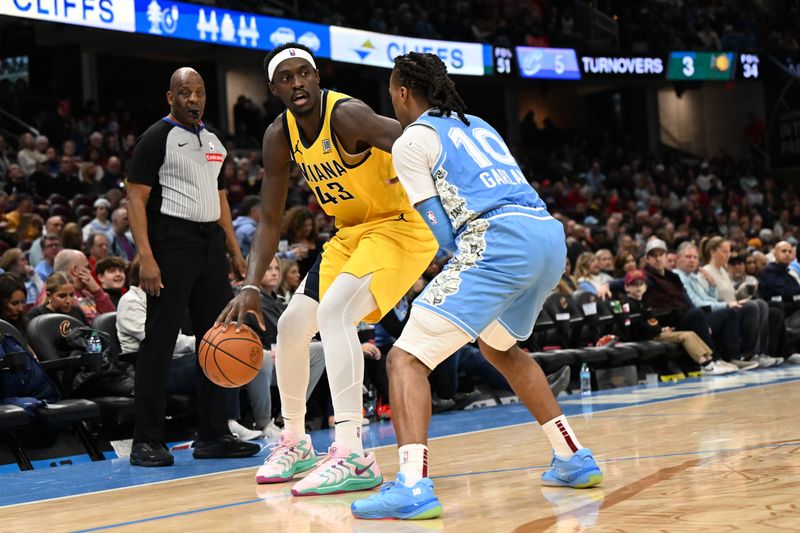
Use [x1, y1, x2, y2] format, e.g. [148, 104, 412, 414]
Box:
[786, 353, 800, 365]
[702, 360, 737, 376]
[729, 359, 759, 371]
[718, 360, 740, 372]
[228, 420, 264, 441]
[262, 420, 282, 442]
[750, 354, 781, 368]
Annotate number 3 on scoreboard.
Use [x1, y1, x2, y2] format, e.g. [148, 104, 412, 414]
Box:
[315, 181, 354, 205]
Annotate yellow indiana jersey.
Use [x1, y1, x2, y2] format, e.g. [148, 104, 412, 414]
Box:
[283, 89, 413, 227]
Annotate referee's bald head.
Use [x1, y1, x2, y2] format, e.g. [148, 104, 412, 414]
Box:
[169, 67, 202, 91]
[167, 67, 206, 128]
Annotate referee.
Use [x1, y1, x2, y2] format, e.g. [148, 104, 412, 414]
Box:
[127, 67, 259, 466]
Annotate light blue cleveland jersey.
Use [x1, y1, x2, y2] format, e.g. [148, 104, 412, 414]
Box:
[414, 111, 547, 232]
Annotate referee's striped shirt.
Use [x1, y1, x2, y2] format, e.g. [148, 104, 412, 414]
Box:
[128, 117, 226, 222]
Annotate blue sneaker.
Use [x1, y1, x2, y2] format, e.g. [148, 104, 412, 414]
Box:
[351, 473, 443, 520]
[541, 448, 603, 488]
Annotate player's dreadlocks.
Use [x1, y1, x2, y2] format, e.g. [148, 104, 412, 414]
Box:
[393, 52, 470, 126]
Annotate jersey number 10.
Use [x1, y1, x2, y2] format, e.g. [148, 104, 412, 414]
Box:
[448, 127, 517, 169]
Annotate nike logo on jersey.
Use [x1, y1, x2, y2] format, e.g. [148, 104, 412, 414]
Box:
[178, 142, 188, 147]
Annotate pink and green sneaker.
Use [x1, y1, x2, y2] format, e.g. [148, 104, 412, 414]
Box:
[255, 430, 318, 484]
[291, 442, 383, 496]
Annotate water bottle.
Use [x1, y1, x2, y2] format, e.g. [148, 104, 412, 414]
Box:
[580, 363, 592, 396]
[87, 331, 102, 355]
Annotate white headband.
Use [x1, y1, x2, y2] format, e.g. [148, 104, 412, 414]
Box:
[268, 48, 317, 82]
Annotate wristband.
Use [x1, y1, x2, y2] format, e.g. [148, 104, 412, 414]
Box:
[241, 285, 260, 292]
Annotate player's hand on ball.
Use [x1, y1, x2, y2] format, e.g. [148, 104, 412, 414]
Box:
[216, 288, 265, 333]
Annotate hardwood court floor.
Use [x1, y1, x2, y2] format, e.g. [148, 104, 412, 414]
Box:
[3, 376, 800, 532]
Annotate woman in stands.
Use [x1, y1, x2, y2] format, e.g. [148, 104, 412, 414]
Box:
[27, 272, 88, 324]
[276, 259, 301, 305]
[280, 206, 323, 277]
[556, 256, 579, 296]
[701, 236, 785, 366]
[574, 251, 611, 298]
[613, 250, 637, 279]
[0, 273, 30, 339]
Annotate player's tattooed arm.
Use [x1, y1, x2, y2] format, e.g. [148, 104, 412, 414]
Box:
[332, 98, 403, 154]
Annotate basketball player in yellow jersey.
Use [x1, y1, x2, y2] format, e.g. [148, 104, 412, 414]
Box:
[217, 42, 437, 496]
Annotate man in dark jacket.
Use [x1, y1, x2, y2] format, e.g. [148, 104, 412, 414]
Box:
[758, 241, 800, 301]
[641, 238, 740, 369]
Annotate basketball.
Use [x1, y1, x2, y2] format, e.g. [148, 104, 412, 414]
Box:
[198, 325, 263, 388]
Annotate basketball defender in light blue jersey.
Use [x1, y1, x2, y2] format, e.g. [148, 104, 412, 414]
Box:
[352, 53, 602, 521]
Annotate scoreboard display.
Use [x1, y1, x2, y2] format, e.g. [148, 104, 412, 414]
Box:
[667, 51, 735, 81]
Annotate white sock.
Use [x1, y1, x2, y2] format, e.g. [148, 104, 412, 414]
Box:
[334, 420, 364, 455]
[399, 444, 428, 486]
[317, 273, 377, 458]
[541, 415, 583, 459]
[275, 294, 319, 440]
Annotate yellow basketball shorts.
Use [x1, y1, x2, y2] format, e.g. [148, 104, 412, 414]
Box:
[298, 212, 437, 323]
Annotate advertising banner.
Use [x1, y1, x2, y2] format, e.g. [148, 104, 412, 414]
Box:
[330, 26, 491, 76]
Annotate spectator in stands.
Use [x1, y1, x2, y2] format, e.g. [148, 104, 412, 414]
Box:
[641, 238, 740, 368]
[673, 241, 763, 367]
[276, 258, 301, 304]
[86, 232, 110, 278]
[27, 272, 87, 324]
[102, 156, 124, 191]
[232, 195, 261, 259]
[0, 248, 43, 306]
[78, 162, 105, 195]
[613, 250, 637, 278]
[574, 251, 611, 297]
[107, 207, 136, 261]
[759, 241, 800, 301]
[280, 206, 322, 277]
[701, 237, 784, 366]
[665, 251, 678, 270]
[3, 164, 30, 196]
[16, 133, 46, 176]
[33, 233, 61, 281]
[29, 216, 64, 267]
[116, 257, 196, 394]
[5, 194, 41, 242]
[0, 273, 29, 338]
[621, 269, 726, 372]
[61, 222, 83, 251]
[51, 249, 115, 321]
[95, 256, 127, 307]
[51, 155, 82, 198]
[729, 253, 759, 293]
[556, 256, 579, 296]
[82, 198, 112, 241]
[595, 248, 614, 277]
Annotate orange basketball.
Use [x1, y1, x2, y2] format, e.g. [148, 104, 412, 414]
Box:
[199, 325, 263, 388]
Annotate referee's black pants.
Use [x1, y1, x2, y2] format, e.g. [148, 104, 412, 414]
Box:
[134, 216, 231, 443]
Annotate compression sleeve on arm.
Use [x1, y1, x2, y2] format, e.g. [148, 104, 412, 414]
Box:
[416, 197, 457, 253]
